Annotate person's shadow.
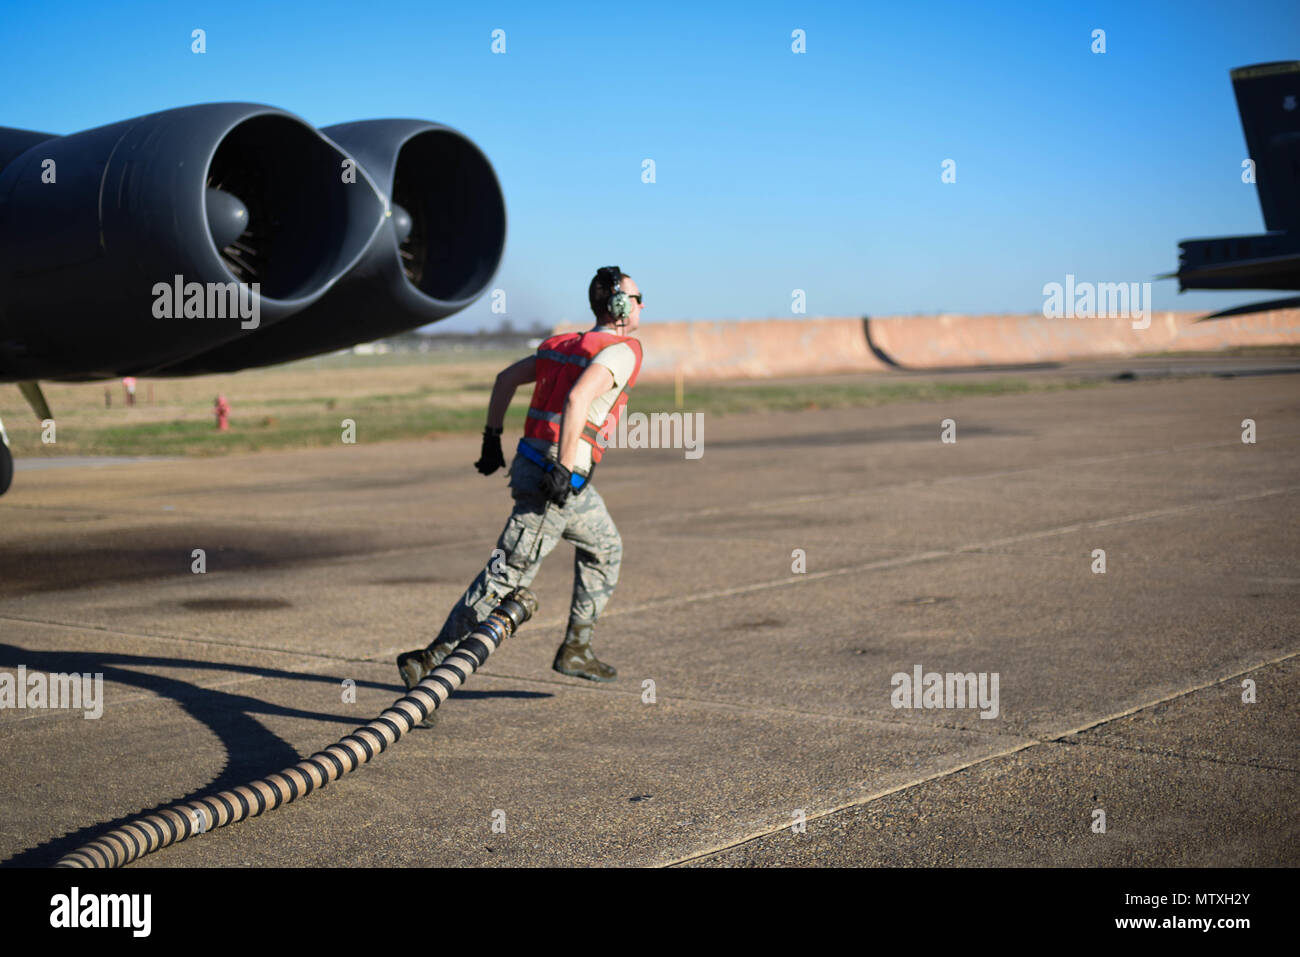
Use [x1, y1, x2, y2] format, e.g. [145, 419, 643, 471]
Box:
[0, 643, 549, 867]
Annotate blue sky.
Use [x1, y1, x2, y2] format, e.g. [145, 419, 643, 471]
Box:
[2, 0, 1297, 330]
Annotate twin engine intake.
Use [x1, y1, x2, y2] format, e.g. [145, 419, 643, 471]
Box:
[0, 103, 506, 382]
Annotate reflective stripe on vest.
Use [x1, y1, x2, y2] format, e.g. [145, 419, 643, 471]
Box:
[524, 329, 643, 465]
[537, 349, 591, 368]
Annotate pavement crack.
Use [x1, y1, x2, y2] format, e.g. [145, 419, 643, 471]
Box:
[1042, 649, 1300, 742]
[588, 485, 1300, 626]
[624, 432, 1300, 525]
[664, 647, 1300, 867]
[1059, 737, 1300, 775]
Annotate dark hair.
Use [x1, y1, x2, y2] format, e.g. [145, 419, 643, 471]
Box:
[588, 268, 631, 321]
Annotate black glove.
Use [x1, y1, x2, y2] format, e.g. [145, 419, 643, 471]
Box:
[475, 426, 506, 475]
[541, 462, 572, 506]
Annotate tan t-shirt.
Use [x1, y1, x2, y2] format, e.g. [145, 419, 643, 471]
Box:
[525, 331, 638, 473]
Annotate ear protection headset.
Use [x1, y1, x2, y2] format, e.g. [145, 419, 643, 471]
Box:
[601, 265, 632, 327]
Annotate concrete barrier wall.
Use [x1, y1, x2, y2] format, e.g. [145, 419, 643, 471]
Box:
[551, 318, 889, 381]
[866, 309, 1300, 369]
[551, 309, 1300, 381]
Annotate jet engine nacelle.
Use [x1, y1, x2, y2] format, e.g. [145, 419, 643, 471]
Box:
[154, 119, 507, 375]
[0, 103, 388, 381]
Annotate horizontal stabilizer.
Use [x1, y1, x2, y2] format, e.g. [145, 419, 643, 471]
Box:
[1175, 233, 1300, 291]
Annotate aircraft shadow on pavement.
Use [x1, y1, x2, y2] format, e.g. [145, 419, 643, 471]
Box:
[0, 525, 363, 599]
[0, 643, 550, 867]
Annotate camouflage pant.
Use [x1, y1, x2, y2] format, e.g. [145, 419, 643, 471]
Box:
[430, 454, 622, 651]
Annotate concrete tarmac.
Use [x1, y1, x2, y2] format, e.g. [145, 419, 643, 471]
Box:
[0, 367, 1296, 867]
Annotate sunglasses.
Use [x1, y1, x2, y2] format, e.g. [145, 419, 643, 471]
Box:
[627, 294, 643, 304]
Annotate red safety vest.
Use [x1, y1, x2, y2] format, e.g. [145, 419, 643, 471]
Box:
[524, 329, 643, 464]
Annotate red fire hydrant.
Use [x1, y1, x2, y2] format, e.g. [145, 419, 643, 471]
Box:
[214, 394, 230, 431]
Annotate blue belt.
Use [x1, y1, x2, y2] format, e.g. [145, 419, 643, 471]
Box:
[516, 439, 588, 490]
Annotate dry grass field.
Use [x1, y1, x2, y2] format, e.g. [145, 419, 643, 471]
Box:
[0, 347, 1111, 459]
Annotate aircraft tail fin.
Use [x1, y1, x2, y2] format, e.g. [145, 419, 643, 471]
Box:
[1232, 61, 1300, 232]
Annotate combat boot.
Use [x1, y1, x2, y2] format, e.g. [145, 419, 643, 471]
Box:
[552, 620, 617, 682]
